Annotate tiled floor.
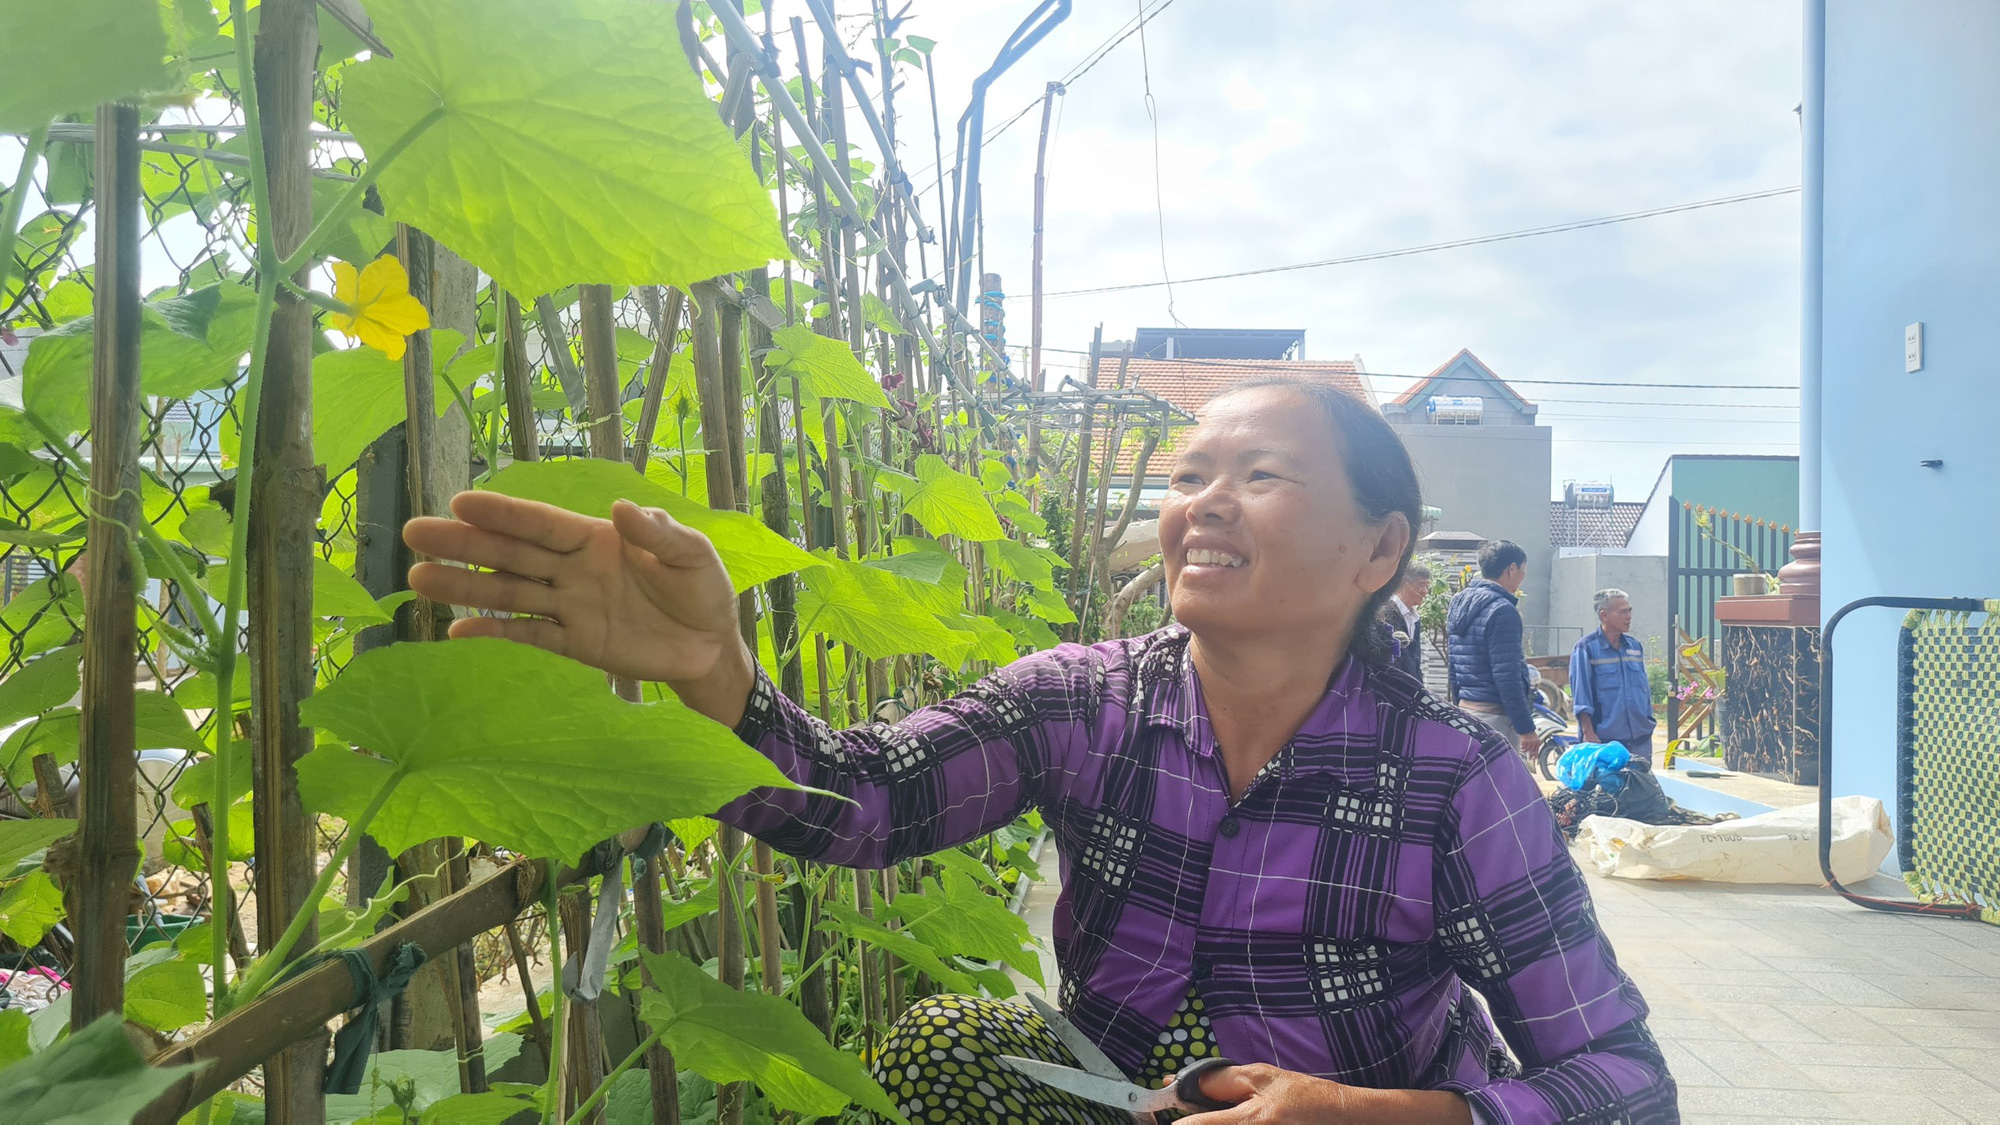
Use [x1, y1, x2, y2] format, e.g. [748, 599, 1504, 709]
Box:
[1590, 871, 2000, 1122]
[1011, 849, 2000, 1122]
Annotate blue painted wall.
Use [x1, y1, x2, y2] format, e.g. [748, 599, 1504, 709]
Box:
[1822, 3, 2000, 828]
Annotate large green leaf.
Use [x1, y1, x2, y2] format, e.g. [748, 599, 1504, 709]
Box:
[323, 1036, 525, 1124]
[0, 645, 80, 728]
[311, 329, 465, 475]
[482, 458, 819, 593]
[0, 690, 203, 790]
[816, 900, 980, 995]
[123, 947, 205, 1032]
[339, 0, 787, 295]
[889, 455, 1005, 542]
[0, 1008, 28, 1071]
[0, 869, 64, 945]
[942, 612, 1020, 666]
[637, 950, 903, 1122]
[766, 326, 889, 409]
[0, 818, 76, 875]
[0, 1013, 199, 1119]
[0, 0, 172, 132]
[891, 867, 1044, 985]
[295, 638, 801, 862]
[795, 555, 970, 663]
[987, 539, 1067, 592]
[19, 284, 257, 434]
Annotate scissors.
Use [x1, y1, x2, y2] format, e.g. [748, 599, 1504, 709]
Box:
[1000, 993, 1241, 1120]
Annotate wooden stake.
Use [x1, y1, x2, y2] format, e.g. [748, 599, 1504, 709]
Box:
[500, 292, 540, 463]
[244, 4, 327, 1115]
[70, 99, 142, 1032]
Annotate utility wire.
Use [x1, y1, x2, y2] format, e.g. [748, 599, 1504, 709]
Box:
[1134, 0, 1181, 326]
[1032, 345, 1800, 390]
[1028, 185, 1802, 298]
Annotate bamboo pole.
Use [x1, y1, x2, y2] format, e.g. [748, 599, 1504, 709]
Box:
[243, 5, 326, 1115]
[500, 292, 539, 463]
[70, 100, 142, 1032]
[630, 287, 686, 471]
[136, 860, 562, 1125]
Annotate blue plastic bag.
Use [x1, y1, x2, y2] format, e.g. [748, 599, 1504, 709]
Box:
[1556, 741, 1632, 794]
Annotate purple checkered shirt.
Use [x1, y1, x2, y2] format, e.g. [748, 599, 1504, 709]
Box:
[720, 626, 1677, 1123]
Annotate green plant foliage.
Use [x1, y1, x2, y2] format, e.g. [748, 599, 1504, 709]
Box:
[992, 609, 1059, 652]
[340, 0, 788, 295]
[1022, 586, 1078, 626]
[944, 612, 1021, 665]
[310, 328, 466, 474]
[816, 900, 981, 994]
[0, 690, 204, 789]
[638, 950, 904, 1122]
[0, 0, 172, 132]
[0, 1013, 198, 1119]
[988, 538, 1066, 592]
[888, 455, 1005, 542]
[295, 637, 802, 861]
[18, 284, 257, 434]
[0, 1008, 28, 1071]
[123, 946, 206, 1032]
[482, 458, 819, 593]
[0, 644, 79, 728]
[889, 866, 1043, 985]
[323, 1035, 526, 1123]
[0, 869, 64, 945]
[0, 818, 75, 875]
[795, 555, 969, 663]
[766, 326, 890, 409]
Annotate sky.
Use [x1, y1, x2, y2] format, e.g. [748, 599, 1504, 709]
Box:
[869, 0, 1805, 499]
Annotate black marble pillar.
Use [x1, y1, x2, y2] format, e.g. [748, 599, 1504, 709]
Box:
[1718, 623, 1822, 784]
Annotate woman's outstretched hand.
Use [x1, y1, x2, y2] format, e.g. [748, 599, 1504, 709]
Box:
[403, 491, 755, 726]
[1178, 1063, 1473, 1124]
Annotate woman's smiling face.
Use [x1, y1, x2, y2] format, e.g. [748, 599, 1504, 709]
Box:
[1158, 385, 1407, 648]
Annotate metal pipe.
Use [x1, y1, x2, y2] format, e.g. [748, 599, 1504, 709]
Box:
[1799, 0, 1825, 535]
[950, 0, 1071, 315]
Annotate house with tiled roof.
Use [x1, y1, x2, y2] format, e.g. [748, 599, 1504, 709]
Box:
[1088, 349, 1375, 479]
[1380, 351, 1556, 640]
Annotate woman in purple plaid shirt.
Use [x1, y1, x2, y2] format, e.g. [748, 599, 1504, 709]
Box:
[409, 379, 1677, 1123]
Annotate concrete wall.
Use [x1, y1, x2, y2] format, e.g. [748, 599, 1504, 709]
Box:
[1550, 554, 1670, 655]
[1395, 423, 1554, 627]
[1821, 3, 2000, 823]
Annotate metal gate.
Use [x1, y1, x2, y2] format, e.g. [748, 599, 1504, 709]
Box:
[1666, 500, 1794, 742]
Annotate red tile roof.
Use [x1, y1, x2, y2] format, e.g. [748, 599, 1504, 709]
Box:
[1549, 501, 1647, 549]
[1086, 357, 1372, 477]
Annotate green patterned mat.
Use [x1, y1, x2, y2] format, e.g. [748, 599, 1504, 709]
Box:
[1898, 603, 2000, 923]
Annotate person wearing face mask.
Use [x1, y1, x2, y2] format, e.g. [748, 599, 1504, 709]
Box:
[403, 378, 1676, 1124]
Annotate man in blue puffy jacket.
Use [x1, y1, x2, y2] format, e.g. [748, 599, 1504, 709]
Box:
[1447, 540, 1538, 758]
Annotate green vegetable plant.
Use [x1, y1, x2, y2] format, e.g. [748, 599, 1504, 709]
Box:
[0, 0, 1097, 1119]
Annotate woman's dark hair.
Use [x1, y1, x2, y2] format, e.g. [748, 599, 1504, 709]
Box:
[1207, 377, 1423, 666]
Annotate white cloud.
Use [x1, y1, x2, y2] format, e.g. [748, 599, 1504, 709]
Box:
[868, 0, 1803, 495]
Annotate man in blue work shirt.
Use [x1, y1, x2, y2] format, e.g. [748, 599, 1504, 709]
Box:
[1569, 588, 1658, 763]
[1447, 540, 1538, 758]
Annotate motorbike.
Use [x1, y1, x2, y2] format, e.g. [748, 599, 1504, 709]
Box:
[1527, 667, 1580, 782]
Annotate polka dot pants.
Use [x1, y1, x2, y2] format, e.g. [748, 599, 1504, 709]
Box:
[873, 990, 1217, 1124]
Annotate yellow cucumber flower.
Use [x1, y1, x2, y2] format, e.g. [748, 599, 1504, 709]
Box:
[327, 256, 429, 360]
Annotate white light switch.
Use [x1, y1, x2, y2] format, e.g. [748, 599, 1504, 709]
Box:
[1905, 322, 1924, 372]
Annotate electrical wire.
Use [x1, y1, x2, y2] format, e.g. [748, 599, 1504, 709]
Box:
[1025, 186, 1802, 298]
[1134, 0, 1181, 327]
[1032, 345, 1800, 391]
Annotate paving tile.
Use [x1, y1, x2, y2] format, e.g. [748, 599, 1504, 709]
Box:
[1644, 1015, 1747, 1042]
[1834, 1092, 1968, 1122]
[1775, 1040, 1957, 1069]
[1865, 975, 2000, 1011]
[1676, 1039, 1820, 1090]
[1676, 1084, 1859, 1120]
[1792, 1064, 2000, 1099]
[1846, 1005, 2000, 1029]
[1785, 972, 1914, 1008]
[1882, 1021, 2000, 1049]
[1691, 1002, 1827, 1044]
[1657, 1039, 1729, 1087]
[1772, 1004, 1908, 1045]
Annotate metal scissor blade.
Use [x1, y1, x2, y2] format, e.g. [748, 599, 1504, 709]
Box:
[997, 1055, 1179, 1115]
[1024, 992, 1128, 1081]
